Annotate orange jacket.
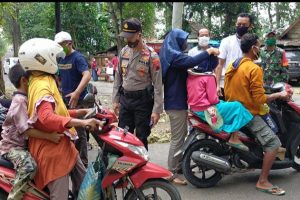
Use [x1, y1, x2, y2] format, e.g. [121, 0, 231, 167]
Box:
[224, 57, 267, 115]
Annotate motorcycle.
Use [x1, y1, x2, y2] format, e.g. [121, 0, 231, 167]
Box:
[0, 93, 181, 200]
[178, 82, 300, 188]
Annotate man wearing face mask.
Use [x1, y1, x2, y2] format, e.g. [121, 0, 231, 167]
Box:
[260, 30, 289, 87]
[225, 33, 291, 196]
[112, 18, 163, 150]
[188, 28, 211, 58]
[54, 31, 91, 168]
[215, 13, 253, 99]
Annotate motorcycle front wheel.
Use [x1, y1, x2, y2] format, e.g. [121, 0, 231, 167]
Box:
[124, 178, 181, 200]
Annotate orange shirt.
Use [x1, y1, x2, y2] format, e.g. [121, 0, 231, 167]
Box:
[29, 101, 79, 190]
[224, 57, 268, 115]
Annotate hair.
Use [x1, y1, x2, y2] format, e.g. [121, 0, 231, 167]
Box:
[238, 13, 253, 24]
[197, 28, 210, 37]
[240, 33, 259, 54]
[8, 63, 28, 89]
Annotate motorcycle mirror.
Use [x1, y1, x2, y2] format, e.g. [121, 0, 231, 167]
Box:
[83, 107, 97, 119]
[83, 93, 95, 104]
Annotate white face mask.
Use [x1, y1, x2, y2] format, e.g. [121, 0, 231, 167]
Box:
[198, 36, 210, 47]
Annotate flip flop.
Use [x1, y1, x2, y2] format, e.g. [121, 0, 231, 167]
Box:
[256, 185, 285, 196]
[227, 142, 249, 151]
[172, 177, 188, 185]
[166, 175, 187, 185]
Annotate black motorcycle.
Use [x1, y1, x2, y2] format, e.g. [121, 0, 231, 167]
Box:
[179, 82, 300, 188]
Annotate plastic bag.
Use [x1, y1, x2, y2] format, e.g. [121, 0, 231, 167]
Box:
[77, 154, 106, 200]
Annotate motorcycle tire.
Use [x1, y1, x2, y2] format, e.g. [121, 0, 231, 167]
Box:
[182, 139, 223, 188]
[292, 144, 300, 171]
[0, 189, 8, 199]
[124, 178, 181, 200]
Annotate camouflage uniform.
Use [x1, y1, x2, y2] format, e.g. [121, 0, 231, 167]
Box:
[260, 46, 289, 87]
[4, 149, 37, 200]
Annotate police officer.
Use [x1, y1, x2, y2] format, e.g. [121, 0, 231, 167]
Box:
[112, 18, 163, 150]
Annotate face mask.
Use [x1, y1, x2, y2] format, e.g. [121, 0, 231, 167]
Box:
[265, 38, 276, 46]
[252, 46, 260, 60]
[63, 46, 69, 55]
[236, 26, 249, 37]
[198, 36, 210, 47]
[127, 39, 139, 48]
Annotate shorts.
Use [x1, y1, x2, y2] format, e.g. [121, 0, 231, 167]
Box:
[245, 115, 281, 152]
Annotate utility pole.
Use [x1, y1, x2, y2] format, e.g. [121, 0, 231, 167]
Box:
[55, 2, 61, 33]
[172, 2, 184, 29]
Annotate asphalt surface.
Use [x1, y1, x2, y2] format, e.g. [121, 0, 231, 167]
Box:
[85, 79, 300, 200]
[3, 75, 300, 200]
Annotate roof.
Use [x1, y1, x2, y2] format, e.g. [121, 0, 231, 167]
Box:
[279, 18, 300, 39]
[96, 45, 117, 55]
[277, 39, 300, 47]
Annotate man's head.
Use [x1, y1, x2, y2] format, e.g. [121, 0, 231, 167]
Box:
[236, 13, 253, 38]
[54, 31, 73, 55]
[119, 18, 142, 48]
[8, 63, 29, 90]
[198, 28, 210, 48]
[264, 30, 277, 47]
[240, 33, 261, 60]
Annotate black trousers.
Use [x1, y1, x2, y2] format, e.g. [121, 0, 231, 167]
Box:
[119, 93, 154, 150]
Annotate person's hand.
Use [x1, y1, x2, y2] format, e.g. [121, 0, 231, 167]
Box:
[279, 91, 292, 101]
[216, 85, 223, 97]
[206, 47, 220, 56]
[76, 108, 91, 118]
[65, 91, 80, 108]
[113, 102, 120, 117]
[151, 113, 160, 127]
[83, 118, 104, 131]
[46, 132, 64, 144]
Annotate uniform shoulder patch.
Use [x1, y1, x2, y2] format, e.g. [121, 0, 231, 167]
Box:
[151, 53, 160, 71]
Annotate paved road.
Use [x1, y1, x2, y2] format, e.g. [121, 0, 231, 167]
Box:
[85, 79, 300, 200]
[3, 75, 300, 199]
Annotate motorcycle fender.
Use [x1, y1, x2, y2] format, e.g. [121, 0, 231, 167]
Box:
[174, 130, 205, 158]
[129, 162, 172, 188]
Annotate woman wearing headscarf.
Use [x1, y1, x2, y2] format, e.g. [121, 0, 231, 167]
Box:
[159, 28, 219, 185]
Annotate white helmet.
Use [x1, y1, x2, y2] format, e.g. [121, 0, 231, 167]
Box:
[18, 38, 65, 74]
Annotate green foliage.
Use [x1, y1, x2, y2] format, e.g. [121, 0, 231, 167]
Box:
[122, 2, 156, 38]
[19, 3, 55, 41]
[60, 2, 111, 55]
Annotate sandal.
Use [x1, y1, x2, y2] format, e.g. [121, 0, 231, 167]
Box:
[166, 175, 187, 185]
[227, 142, 249, 151]
[172, 177, 187, 185]
[256, 185, 285, 196]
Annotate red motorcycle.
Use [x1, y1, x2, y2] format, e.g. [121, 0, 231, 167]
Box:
[179, 82, 300, 188]
[0, 94, 181, 200]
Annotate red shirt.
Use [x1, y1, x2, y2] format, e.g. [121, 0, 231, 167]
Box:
[111, 56, 119, 71]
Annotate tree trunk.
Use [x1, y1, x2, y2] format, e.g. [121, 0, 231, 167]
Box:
[11, 5, 21, 57]
[0, 60, 5, 95]
[108, 2, 122, 53]
[256, 2, 259, 21]
[55, 2, 61, 33]
[267, 2, 273, 30]
[275, 2, 280, 29]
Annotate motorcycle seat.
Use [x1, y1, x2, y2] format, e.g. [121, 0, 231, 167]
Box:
[0, 156, 14, 169]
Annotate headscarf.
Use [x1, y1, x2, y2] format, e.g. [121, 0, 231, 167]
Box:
[159, 28, 189, 79]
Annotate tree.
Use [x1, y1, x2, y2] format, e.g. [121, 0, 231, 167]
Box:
[1, 3, 22, 57]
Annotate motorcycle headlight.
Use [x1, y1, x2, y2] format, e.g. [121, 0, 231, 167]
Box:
[116, 141, 149, 161]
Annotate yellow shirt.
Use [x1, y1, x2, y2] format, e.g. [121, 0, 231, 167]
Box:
[224, 57, 268, 115]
